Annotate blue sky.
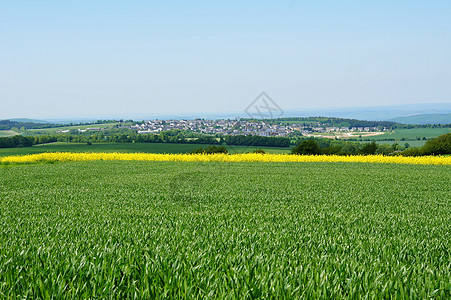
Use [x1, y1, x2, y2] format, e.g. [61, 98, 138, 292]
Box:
[1, 1, 450, 119]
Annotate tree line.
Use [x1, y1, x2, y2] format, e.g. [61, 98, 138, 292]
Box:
[243, 117, 399, 129]
[0, 135, 57, 148]
[3, 130, 449, 156]
[401, 133, 451, 156]
[292, 133, 451, 156]
[0, 120, 56, 130]
[243, 117, 451, 130]
[0, 119, 129, 131]
[292, 139, 385, 156]
[223, 135, 290, 147]
[0, 132, 290, 148]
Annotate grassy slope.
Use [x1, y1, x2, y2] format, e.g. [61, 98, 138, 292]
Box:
[0, 161, 449, 298]
[0, 142, 291, 157]
[389, 113, 451, 124]
[366, 127, 451, 140]
[0, 130, 19, 137]
[374, 140, 426, 147]
[25, 122, 128, 135]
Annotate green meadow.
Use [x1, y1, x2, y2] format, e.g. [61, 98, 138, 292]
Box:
[367, 127, 451, 141]
[0, 161, 449, 298]
[24, 122, 129, 135]
[0, 130, 19, 137]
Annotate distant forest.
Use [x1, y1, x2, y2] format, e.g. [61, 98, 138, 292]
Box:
[242, 117, 451, 129]
[2, 117, 451, 132]
[0, 119, 121, 131]
[0, 120, 56, 130]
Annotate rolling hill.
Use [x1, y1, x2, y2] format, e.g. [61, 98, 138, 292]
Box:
[389, 113, 451, 124]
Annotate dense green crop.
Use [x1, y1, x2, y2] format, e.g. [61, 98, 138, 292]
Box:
[0, 161, 450, 298]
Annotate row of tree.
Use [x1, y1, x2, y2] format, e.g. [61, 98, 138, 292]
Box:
[292, 140, 385, 156]
[401, 133, 451, 155]
[3, 130, 449, 156]
[291, 133, 451, 156]
[0, 119, 130, 131]
[58, 131, 291, 147]
[0, 131, 290, 149]
[271, 117, 399, 129]
[244, 117, 451, 130]
[223, 135, 290, 147]
[0, 120, 55, 130]
[189, 146, 228, 154]
[0, 135, 57, 148]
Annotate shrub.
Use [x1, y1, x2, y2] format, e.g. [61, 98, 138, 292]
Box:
[321, 146, 341, 155]
[360, 141, 378, 155]
[399, 147, 423, 156]
[400, 133, 451, 156]
[189, 146, 228, 154]
[291, 140, 321, 155]
[252, 149, 266, 154]
[421, 133, 451, 155]
[375, 144, 392, 155]
[338, 143, 359, 155]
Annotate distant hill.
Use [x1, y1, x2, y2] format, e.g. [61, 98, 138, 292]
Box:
[0, 119, 56, 130]
[282, 103, 451, 121]
[5, 102, 451, 125]
[9, 118, 54, 124]
[243, 116, 400, 129]
[389, 113, 451, 125]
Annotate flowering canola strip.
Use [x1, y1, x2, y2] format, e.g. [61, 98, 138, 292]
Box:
[1, 152, 450, 165]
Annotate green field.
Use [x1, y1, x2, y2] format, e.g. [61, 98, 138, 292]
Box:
[0, 142, 291, 157]
[367, 128, 451, 141]
[25, 122, 129, 135]
[0, 130, 19, 137]
[374, 140, 426, 147]
[0, 161, 449, 298]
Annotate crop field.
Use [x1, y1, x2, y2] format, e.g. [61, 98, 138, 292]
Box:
[0, 130, 19, 137]
[25, 122, 130, 135]
[366, 128, 451, 141]
[0, 142, 291, 157]
[375, 140, 426, 148]
[0, 161, 450, 298]
[305, 128, 450, 144]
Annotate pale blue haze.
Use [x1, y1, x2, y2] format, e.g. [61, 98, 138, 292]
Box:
[1, 1, 450, 119]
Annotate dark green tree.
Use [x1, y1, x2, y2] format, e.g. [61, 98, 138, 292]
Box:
[421, 133, 451, 155]
[291, 140, 321, 155]
[360, 141, 378, 155]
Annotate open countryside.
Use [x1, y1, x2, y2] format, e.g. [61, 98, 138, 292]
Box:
[1, 119, 450, 297]
[0, 130, 19, 137]
[2, 1, 451, 298]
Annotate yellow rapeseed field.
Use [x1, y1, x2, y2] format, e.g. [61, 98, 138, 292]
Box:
[1, 152, 450, 165]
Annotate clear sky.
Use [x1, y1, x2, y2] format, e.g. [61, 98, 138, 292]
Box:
[1, 0, 450, 119]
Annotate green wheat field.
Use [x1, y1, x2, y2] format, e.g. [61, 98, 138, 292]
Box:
[0, 161, 450, 298]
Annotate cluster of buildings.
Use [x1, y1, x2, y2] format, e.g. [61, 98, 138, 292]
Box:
[130, 119, 384, 137]
[57, 127, 102, 133]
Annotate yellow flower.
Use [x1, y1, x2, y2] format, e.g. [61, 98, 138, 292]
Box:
[1, 152, 450, 165]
